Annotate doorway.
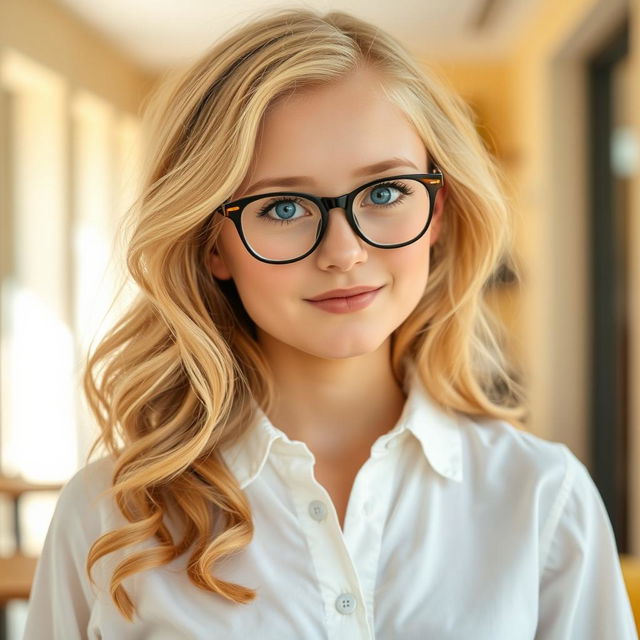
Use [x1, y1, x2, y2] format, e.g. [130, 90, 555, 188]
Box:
[588, 17, 631, 552]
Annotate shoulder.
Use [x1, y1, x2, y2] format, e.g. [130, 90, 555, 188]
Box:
[53, 455, 188, 545]
[457, 415, 614, 568]
[457, 415, 592, 550]
[58, 454, 116, 506]
[52, 454, 120, 541]
[459, 414, 579, 488]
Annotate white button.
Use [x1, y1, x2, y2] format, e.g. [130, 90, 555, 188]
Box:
[308, 500, 327, 521]
[335, 592, 357, 614]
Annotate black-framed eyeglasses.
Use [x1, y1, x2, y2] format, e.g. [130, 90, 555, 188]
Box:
[214, 169, 444, 264]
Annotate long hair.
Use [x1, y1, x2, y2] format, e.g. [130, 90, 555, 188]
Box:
[83, 8, 526, 621]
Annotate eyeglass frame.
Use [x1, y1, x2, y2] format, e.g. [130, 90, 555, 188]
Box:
[213, 169, 445, 264]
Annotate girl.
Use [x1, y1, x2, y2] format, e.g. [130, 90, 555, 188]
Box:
[24, 8, 636, 639]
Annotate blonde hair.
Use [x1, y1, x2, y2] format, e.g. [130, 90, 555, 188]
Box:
[83, 8, 526, 621]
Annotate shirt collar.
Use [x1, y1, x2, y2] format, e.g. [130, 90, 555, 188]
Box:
[397, 363, 464, 483]
[220, 365, 464, 488]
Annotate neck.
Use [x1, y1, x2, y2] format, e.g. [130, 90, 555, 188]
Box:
[258, 333, 407, 460]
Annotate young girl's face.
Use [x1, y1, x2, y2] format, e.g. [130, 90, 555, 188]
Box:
[208, 65, 444, 361]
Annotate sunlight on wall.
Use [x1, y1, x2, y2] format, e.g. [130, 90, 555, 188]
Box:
[2, 284, 75, 480]
[1, 51, 76, 484]
[0, 49, 142, 556]
[73, 91, 116, 357]
[72, 90, 141, 463]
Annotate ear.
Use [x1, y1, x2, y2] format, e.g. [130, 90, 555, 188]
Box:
[428, 184, 447, 246]
[208, 245, 233, 281]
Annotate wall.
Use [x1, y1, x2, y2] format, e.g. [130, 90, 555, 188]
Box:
[434, 61, 524, 392]
[0, 0, 152, 560]
[0, 0, 154, 115]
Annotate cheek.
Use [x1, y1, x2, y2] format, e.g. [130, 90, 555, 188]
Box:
[226, 257, 301, 326]
[387, 241, 431, 332]
[389, 232, 431, 289]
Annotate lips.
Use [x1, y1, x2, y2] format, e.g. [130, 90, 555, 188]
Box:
[306, 285, 383, 301]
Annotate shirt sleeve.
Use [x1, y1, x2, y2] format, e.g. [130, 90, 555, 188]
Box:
[23, 463, 105, 640]
[536, 449, 638, 639]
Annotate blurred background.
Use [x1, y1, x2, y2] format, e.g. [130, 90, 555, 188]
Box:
[0, 0, 638, 637]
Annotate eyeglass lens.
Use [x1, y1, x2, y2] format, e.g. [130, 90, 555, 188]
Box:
[239, 178, 431, 262]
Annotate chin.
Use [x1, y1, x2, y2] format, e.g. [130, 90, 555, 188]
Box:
[300, 333, 390, 361]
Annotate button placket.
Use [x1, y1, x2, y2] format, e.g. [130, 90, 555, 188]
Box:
[342, 443, 401, 635]
[273, 440, 374, 638]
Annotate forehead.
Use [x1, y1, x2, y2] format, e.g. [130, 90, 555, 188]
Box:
[239, 66, 427, 195]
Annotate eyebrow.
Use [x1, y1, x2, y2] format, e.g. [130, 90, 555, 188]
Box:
[243, 157, 421, 194]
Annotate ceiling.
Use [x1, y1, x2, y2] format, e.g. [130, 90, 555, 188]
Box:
[54, 0, 541, 73]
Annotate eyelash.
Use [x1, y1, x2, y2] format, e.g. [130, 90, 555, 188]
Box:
[368, 180, 414, 200]
[255, 180, 415, 220]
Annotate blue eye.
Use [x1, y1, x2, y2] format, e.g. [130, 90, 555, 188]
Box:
[363, 181, 412, 207]
[256, 197, 306, 223]
[274, 201, 297, 219]
[370, 186, 394, 204]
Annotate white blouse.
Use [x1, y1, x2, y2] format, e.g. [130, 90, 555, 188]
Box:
[24, 373, 637, 639]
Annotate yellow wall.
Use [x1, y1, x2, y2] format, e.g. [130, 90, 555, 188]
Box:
[434, 61, 523, 382]
[433, 62, 518, 167]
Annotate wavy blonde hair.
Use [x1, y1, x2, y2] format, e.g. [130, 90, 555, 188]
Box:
[83, 8, 526, 621]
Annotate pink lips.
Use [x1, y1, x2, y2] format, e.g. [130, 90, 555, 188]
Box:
[305, 285, 384, 314]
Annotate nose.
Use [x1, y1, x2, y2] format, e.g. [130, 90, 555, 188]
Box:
[314, 206, 368, 271]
